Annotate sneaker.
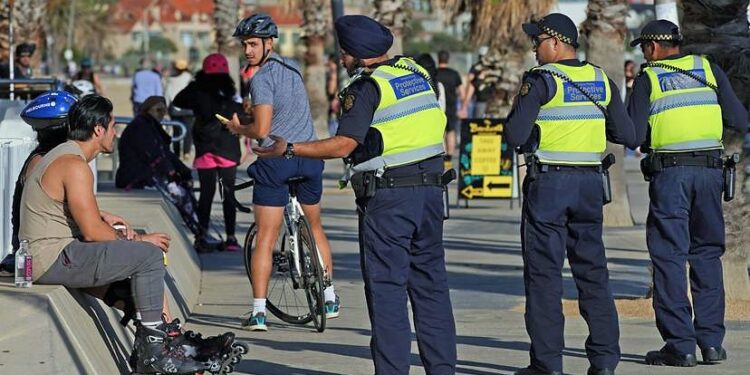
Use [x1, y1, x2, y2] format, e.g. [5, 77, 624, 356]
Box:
[223, 237, 242, 252]
[325, 296, 340, 319]
[241, 312, 268, 331]
[194, 234, 221, 253]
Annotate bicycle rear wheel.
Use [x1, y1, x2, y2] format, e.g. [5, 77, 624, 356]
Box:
[297, 216, 327, 332]
[243, 224, 313, 324]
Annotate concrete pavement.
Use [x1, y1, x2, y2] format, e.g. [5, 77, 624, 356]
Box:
[178, 157, 750, 375]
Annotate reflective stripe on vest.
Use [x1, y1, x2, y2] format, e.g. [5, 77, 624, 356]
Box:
[351, 57, 446, 172]
[644, 55, 723, 152]
[532, 63, 610, 165]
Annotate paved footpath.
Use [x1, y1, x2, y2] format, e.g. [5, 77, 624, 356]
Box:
[185, 158, 750, 375]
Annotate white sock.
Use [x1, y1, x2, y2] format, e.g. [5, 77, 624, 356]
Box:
[324, 285, 336, 303]
[253, 298, 266, 314]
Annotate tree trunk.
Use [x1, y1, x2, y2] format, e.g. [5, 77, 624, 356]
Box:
[373, 0, 409, 56]
[582, 0, 633, 227]
[214, 0, 241, 91]
[304, 36, 328, 134]
[680, 0, 750, 300]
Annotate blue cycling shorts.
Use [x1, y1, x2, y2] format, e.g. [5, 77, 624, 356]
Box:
[246, 157, 324, 207]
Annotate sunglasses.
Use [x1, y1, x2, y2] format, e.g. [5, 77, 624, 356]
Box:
[532, 35, 555, 49]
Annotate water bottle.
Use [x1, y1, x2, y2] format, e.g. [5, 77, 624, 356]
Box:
[15, 240, 33, 288]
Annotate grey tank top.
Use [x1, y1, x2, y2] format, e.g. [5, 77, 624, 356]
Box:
[19, 141, 86, 280]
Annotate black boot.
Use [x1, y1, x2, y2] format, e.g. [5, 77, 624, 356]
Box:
[132, 323, 207, 374]
[587, 367, 615, 375]
[645, 347, 697, 367]
[701, 346, 727, 363]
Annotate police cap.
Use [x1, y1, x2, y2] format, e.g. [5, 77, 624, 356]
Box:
[630, 19, 682, 47]
[334, 15, 393, 59]
[522, 13, 579, 48]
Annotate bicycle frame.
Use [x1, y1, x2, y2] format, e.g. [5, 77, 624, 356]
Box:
[283, 196, 304, 284]
[282, 195, 327, 288]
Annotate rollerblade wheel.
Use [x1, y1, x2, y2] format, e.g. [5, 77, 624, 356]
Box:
[208, 361, 222, 372]
[222, 364, 234, 374]
[233, 342, 249, 355]
[230, 355, 241, 364]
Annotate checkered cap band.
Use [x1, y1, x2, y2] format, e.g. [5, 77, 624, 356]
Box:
[539, 24, 573, 45]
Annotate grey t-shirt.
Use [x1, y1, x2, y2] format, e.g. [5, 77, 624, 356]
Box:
[250, 53, 317, 147]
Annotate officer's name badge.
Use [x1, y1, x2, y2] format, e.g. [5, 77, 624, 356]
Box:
[343, 94, 356, 112]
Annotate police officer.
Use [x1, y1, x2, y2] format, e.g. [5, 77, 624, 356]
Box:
[628, 20, 748, 367]
[253, 15, 457, 375]
[505, 13, 638, 375]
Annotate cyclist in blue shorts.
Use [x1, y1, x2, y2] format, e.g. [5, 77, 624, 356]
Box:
[226, 13, 339, 331]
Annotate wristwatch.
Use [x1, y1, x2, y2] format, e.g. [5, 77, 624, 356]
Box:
[283, 142, 295, 159]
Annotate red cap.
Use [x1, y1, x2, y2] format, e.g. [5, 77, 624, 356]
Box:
[203, 53, 229, 75]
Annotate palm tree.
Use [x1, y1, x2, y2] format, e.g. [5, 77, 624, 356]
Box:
[373, 0, 411, 56]
[434, 0, 555, 117]
[283, 0, 331, 131]
[581, 0, 633, 227]
[214, 0, 241, 90]
[680, 0, 750, 300]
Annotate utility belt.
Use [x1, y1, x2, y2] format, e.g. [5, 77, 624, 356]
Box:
[640, 150, 739, 201]
[526, 153, 616, 205]
[351, 169, 457, 218]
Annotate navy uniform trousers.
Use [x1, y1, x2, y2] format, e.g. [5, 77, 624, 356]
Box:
[521, 169, 620, 372]
[357, 185, 457, 375]
[647, 165, 725, 355]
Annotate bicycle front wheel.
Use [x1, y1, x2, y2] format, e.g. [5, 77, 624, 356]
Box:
[243, 223, 313, 325]
[298, 216, 327, 332]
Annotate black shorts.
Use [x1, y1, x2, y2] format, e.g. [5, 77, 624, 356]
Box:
[445, 112, 458, 132]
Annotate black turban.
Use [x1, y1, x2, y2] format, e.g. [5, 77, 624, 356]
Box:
[334, 15, 393, 59]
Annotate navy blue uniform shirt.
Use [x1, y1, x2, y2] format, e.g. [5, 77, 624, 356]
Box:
[627, 53, 748, 149]
[505, 59, 637, 150]
[336, 58, 443, 176]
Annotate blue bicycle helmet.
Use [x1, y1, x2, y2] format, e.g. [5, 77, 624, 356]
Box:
[20, 90, 78, 130]
[233, 13, 278, 38]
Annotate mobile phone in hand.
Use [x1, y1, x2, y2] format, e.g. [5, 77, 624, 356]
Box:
[215, 113, 230, 125]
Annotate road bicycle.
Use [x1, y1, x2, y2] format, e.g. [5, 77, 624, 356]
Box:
[227, 177, 327, 332]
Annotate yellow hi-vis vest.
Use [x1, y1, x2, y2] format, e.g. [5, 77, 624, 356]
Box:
[643, 55, 723, 152]
[346, 57, 446, 173]
[531, 63, 611, 165]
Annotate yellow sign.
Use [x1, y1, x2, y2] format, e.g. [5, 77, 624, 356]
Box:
[482, 176, 513, 198]
[471, 134, 501, 175]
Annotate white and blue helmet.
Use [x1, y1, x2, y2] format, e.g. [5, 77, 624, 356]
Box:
[20, 90, 78, 130]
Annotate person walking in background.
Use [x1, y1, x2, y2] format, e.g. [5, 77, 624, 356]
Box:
[131, 57, 163, 116]
[73, 57, 104, 95]
[173, 53, 244, 253]
[459, 46, 492, 119]
[628, 20, 748, 367]
[165, 59, 194, 158]
[623, 60, 636, 102]
[436, 50, 462, 169]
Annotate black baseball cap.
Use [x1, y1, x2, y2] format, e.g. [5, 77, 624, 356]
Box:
[630, 19, 682, 47]
[522, 13, 579, 48]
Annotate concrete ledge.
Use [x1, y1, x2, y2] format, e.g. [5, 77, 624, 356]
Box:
[0, 188, 201, 374]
